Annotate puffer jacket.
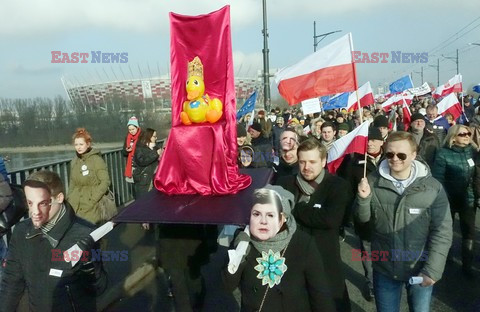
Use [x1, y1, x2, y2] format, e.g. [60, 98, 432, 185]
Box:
[354, 160, 452, 282]
[432, 144, 477, 210]
[67, 149, 110, 224]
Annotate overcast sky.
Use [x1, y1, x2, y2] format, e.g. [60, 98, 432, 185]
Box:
[0, 0, 479, 99]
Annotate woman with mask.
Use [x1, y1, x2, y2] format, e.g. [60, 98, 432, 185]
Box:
[223, 185, 334, 311]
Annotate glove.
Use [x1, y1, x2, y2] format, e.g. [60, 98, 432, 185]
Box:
[77, 235, 95, 252]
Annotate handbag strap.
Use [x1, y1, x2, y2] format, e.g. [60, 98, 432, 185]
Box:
[257, 242, 290, 312]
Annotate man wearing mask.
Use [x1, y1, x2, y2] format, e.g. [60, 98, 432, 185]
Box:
[0, 170, 107, 312]
[272, 129, 300, 183]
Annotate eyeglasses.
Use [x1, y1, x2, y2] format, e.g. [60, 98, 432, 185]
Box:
[385, 152, 408, 161]
[457, 132, 472, 137]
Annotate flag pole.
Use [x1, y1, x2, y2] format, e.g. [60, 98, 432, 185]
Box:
[363, 146, 368, 178]
[349, 33, 362, 124]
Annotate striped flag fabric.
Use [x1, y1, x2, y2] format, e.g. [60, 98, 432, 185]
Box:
[402, 96, 412, 131]
[275, 33, 357, 105]
[436, 93, 463, 120]
[327, 120, 370, 173]
[432, 74, 462, 99]
[346, 81, 375, 112]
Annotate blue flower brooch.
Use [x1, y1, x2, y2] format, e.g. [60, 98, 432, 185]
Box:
[254, 250, 288, 288]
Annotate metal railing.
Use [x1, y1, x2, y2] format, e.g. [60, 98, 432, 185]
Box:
[8, 147, 134, 207]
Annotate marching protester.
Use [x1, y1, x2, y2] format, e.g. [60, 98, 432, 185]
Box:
[133, 128, 162, 199]
[408, 112, 440, 169]
[237, 124, 255, 168]
[373, 115, 390, 141]
[272, 129, 300, 184]
[277, 139, 352, 311]
[248, 122, 274, 168]
[337, 127, 385, 301]
[320, 121, 337, 152]
[272, 116, 285, 156]
[425, 104, 450, 144]
[0, 170, 107, 312]
[309, 116, 325, 141]
[355, 131, 452, 312]
[123, 116, 141, 184]
[432, 125, 478, 276]
[0, 158, 13, 283]
[68, 128, 111, 225]
[256, 110, 273, 139]
[223, 185, 335, 312]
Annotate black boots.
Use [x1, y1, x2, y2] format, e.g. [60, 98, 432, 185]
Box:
[462, 239, 474, 276]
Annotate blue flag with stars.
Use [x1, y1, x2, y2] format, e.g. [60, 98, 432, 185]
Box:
[473, 84, 480, 93]
[322, 92, 349, 111]
[236, 91, 257, 119]
[389, 75, 413, 94]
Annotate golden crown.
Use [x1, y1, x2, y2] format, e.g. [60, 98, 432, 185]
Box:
[187, 56, 203, 79]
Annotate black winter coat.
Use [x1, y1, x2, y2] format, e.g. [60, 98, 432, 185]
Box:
[0, 203, 107, 312]
[133, 144, 159, 198]
[223, 230, 335, 312]
[408, 128, 440, 168]
[277, 173, 352, 311]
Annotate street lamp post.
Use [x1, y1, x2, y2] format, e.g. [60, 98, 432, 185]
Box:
[429, 58, 440, 86]
[442, 49, 459, 74]
[262, 0, 271, 112]
[313, 21, 341, 52]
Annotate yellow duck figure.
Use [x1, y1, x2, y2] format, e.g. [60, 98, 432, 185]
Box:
[180, 56, 223, 125]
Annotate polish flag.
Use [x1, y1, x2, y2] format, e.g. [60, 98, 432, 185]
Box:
[327, 121, 370, 173]
[381, 92, 413, 112]
[432, 74, 462, 99]
[346, 81, 375, 112]
[402, 96, 412, 131]
[275, 33, 357, 105]
[436, 93, 463, 120]
[381, 95, 397, 112]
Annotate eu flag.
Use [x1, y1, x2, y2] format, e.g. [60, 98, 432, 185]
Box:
[389, 75, 413, 94]
[473, 84, 480, 93]
[236, 91, 257, 119]
[322, 92, 349, 111]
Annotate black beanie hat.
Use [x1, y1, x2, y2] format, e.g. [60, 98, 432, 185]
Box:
[368, 127, 383, 141]
[410, 112, 425, 123]
[237, 124, 247, 137]
[249, 122, 262, 133]
[373, 115, 389, 128]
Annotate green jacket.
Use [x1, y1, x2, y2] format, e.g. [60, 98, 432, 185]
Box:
[431, 144, 477, 209]
[354, 160, 452, 282]
[67, 149, 110, 224]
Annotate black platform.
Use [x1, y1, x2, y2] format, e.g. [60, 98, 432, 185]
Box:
[113, 168, 273, 226]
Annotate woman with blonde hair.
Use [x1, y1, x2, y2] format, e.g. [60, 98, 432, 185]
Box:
[432, 124, 478, 276]
[67, 128, 111, 224]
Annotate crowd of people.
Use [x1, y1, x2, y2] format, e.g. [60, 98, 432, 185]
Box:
[0, 91, 479, 311]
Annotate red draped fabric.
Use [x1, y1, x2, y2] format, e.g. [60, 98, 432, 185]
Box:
[154, 6, 252, 195]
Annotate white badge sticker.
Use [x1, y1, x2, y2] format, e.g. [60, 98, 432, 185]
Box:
[358, 160, 366, 165]
[409, 208, 421, 215]
[313, 204, 322, 209]
[467, 158, 475, 167]
[81, 165, 87, 171]
[49, 268, 63, 277]
[82, 170, 89, 176]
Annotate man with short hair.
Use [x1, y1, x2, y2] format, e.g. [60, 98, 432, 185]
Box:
[272, 129, 300, 183]
[320, 121, 337, 151]
[355, 131, 452, 312]
[408, 112, 440, 168]
[0, 170, 107, 312]
[425, 104, 450, 143]
[256, 110, 273, 139]
[248, 122, 273, 168]
[277, 138, 352, 311]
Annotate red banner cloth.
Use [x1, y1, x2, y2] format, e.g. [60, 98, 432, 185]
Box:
[154, 6, 252, 195]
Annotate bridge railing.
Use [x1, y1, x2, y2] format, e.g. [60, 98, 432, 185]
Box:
[8, 147, 135, 207]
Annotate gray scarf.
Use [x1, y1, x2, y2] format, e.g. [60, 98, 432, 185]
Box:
[239, 185, 297, 255]
[296, 170, 325, 203]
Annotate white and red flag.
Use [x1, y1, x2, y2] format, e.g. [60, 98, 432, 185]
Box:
[402, 96, 412, 131]
[275, 33, 357, 105]
[381, 92, 413, 112]
[436, 93, 463, 120]
[432, 74, 462, 99]
[327, 121, 370, 173]
[346, 81, 375, 112]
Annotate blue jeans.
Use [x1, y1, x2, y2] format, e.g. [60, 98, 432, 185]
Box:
[373, 270, 433, 312]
